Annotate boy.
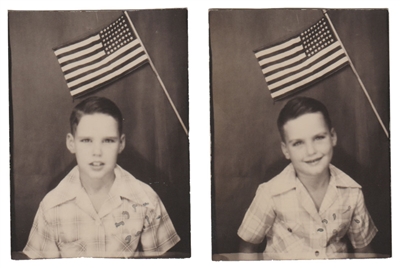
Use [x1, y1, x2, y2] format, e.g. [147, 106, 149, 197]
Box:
[238, 97, 377, 259]
[23, 96, 180, 258]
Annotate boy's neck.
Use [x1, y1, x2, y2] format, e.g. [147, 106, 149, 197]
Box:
[297, 169, 330, 191]
[80, 173, 115, 195]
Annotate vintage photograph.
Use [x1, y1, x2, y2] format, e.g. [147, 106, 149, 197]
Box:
[10, 9, 190, 259]
[210, 9, 390, 260]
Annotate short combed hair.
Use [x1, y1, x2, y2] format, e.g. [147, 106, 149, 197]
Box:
[277, 96, 332, 141]
[70, 96, 123, 136]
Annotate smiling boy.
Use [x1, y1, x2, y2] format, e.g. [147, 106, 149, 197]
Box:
[23, 96, 180, 258]
[237, 97, 377, 259]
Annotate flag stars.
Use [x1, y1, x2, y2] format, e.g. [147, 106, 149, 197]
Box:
[100, 17, 135, 54]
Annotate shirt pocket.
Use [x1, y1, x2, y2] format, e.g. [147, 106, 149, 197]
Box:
[330, 205, 353, 239]
[270, 219, 305, 253]
[57, 239, 87, 258]
[111, 205, 147, 255]
[281, 219, 304, 236]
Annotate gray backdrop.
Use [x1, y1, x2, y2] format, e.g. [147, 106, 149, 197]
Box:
[10, 9, 190, 256]
[210, 9, 390, 255]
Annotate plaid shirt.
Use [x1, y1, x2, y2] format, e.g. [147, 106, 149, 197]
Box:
[23, 165, 180, 259]
[238, 164, 377, 259]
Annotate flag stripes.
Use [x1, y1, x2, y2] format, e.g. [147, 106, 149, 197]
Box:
[54, 13, 149, 97]
[254, 17, 349, 100]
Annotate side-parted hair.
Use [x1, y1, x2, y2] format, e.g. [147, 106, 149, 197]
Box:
[277, 96, 332, 142]
[70, 96, 123, 136]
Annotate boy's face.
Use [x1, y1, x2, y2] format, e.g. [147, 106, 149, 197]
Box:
[281, 112, 337, 180]
[66, 113, 125, 182]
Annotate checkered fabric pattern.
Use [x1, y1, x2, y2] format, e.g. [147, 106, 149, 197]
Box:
[23, 165, 180, 258]
[238, 164, 377, 259]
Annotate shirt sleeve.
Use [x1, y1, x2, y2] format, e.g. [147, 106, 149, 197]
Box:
[23, 204, 60, 259]
[347, 190, 378, 249]
[139, 194, 180, 256]
[237, 184, 276, 244]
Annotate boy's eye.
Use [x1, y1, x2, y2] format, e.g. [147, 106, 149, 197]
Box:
[81, 139, 91, 143]
[104, 139, 116, 143]
[292, 141, 303, 147]
[315, 135, 326, 141]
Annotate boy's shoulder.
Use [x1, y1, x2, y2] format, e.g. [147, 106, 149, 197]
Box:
[115, 165, 160, 205]
[40, 166, 82, 212]
[329, 164, 362, 188]
[258, 163, 361, 196]
[40, 165, 160, 212]
[258, 164, 297, 196]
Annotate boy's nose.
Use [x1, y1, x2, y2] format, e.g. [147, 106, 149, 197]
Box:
[305, 142, 316, 155]
[92, 143, 102, 155]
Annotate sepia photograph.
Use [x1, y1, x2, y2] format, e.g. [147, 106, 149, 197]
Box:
[210, 8, 390, 260]
[9, 9, 190, 259]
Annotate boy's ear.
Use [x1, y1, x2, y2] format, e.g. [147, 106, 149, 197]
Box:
[66, 133, 76, 154]
[330, 128, 337, 146]
[118, 134, 126, 153]
[281, 141, 291, 160]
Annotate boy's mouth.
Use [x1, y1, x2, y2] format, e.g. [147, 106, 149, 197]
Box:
[304, 156, 323, 165]
[90, 161, 104, 167]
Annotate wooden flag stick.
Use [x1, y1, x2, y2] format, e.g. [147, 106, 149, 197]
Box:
[124, 11, 189, 136]
[323, 10, 389, 138]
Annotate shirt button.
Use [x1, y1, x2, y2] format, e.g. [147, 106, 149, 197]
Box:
[95, 220, 102, 226]
[315, 251, 319, 257]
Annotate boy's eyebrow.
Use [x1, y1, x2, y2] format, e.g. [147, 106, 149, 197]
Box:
[314, 131, 329, 136]
[104, 136, 120, 139]
[287, 138, 303, 144]
[75, 135, 120, 139]
[286, 131, 329, 144]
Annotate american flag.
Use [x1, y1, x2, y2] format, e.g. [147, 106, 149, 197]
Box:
[54, 13, 148, 98]
[254, 17, 349, 101]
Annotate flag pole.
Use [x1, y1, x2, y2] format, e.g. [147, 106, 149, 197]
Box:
[322, 9, 389, 138]
[124, 11, 189, 136]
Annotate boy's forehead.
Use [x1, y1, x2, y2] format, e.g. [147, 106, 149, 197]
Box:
[283, 112, 329, 139]
[75, 113, 119, 134]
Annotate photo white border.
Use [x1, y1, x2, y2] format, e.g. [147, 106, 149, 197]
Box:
[2, 0, 398, 267]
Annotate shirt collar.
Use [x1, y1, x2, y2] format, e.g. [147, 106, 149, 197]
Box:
[108, 165, 141, 202]
[269, 163, 361, 196]
[42, 165, 139, 211]
[329, 164, 361, 188]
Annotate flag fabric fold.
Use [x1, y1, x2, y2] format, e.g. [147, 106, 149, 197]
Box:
[254, 17, 349, 101]
[54, 13, 149, 98]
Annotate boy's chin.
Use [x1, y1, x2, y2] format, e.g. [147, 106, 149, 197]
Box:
[307, 167, 330, 177]
[297, 162, 330, 177]
[79, 166, 116, 180]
